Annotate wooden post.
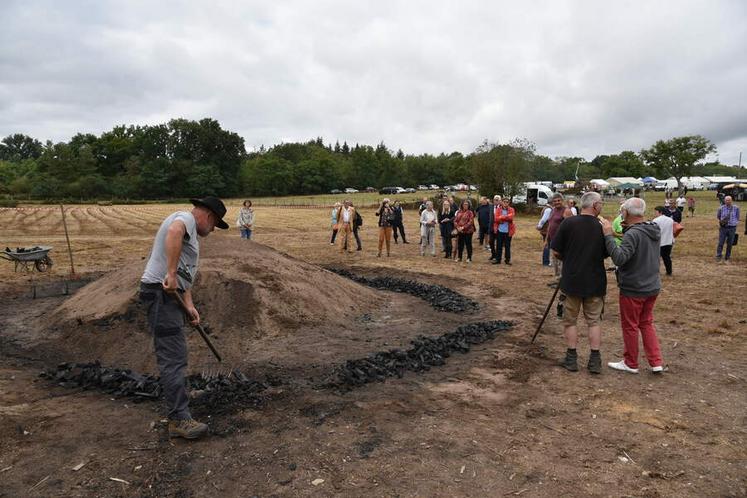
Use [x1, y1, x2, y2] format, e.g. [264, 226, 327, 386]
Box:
[60, 204, 76, 277]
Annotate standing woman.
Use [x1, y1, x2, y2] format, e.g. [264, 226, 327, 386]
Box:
[329, 202, 341, 244]
[236, 200, 255, 239]
[493, 198, 516, 265]
[375, 198, 395, 257]
[454, 200, 476, 262]
[391, 200, 409, 244]
[438, 200, 454, 259]
[420, 200, 437, 256]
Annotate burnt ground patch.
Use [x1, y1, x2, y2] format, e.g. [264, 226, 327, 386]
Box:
[333, 320, 513, 388]
[40, 362, 269, 415]
[326, 267, 480, 313]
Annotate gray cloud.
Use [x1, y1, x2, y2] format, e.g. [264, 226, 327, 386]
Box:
[1, 0, 745, 164]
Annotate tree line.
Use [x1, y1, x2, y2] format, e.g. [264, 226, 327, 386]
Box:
[0, 118, 738, 201]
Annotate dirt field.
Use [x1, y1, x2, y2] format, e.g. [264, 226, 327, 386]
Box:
[1, 193, 746, 497]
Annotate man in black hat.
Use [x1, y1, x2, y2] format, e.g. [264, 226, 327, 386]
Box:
[139, 196, 228, 439]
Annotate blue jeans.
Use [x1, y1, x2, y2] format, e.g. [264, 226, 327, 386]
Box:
[240, 228, 252, 239]
[717, 226, 736, 259]
[541, 234, 550, 265]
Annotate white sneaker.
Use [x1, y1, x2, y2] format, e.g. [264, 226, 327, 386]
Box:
[651, 365, 666, 374]
[608, 360, 639, 374]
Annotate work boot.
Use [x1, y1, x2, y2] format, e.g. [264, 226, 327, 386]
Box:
[168, 418, 209, 440]
[587, 351, 602, 374]
[560, 350, 578, 372]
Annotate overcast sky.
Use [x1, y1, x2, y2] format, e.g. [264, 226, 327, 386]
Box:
[1, 1, 745, 163]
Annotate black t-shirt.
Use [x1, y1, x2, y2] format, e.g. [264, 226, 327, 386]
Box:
[550, 215, 608, 297]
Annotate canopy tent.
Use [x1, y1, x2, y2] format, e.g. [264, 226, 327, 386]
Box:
[615, 182, 641, 191]
[606, 177, 644, 187]
[589, 179, 610, 187]
[641, 176, 658, 184]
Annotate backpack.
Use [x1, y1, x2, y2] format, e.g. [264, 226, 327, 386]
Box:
[354, 211, 363, 227]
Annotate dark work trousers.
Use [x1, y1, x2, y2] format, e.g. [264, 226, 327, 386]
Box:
[353, 227, 362, 250]
[392, 222, 407, 243]
[478, 223, 489, 246]
[440, 223, 453, 257]
[330, 228, 338, 244]
[495, 231, 512, 263]
[489, 230, 498, 260]
[457, 232, 473, 260]
[139, 283, 190, 421]
[660, 245, 672, 275]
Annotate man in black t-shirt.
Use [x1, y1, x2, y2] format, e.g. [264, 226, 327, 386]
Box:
[550, 191, 608, 374]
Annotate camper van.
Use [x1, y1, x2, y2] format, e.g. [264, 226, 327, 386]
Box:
[513, 184, 554, 206]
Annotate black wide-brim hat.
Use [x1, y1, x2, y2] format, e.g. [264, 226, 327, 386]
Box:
[190, 196, 229, 229]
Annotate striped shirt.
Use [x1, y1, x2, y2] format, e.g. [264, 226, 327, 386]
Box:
[717, 205, 740, 227]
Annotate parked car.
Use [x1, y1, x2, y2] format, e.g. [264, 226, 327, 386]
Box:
[417, 185, 429, 190]
[365, 186, 377, 193]
[429, 184, 440, 190]
[344, 188, 359, 194]
[405, 187, 416, 193]
[380, 187, 400, 195]
[330, 189, 342, 194]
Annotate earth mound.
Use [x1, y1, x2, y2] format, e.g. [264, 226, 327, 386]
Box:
[43, 237, 380, 370]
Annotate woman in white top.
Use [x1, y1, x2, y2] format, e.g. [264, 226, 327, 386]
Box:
[329, 202, 341, 244]
[652, 205, 675, 276]
[236, 200, 254, 239]
[419, 201, 437, 256]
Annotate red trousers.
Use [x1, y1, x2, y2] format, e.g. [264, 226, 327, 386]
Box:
[619, 295, 662, 369]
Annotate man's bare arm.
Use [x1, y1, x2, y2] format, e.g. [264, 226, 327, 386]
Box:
[162, 220, 186, 292]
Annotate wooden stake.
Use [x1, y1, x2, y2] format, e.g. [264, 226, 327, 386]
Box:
[60, 204, 76, 277]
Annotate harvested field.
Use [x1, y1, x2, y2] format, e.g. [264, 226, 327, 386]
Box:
[1, 192, 746, 497]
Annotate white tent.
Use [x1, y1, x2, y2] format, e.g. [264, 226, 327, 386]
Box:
[606, 177, 644, 187]
[704, 176, 736, 184]
[589, 179, 610, 188]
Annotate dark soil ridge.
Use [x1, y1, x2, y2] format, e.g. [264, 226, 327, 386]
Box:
[40, 362, 269, 415]
[333, 320, 514, 389]
[39, 321, 514, 416]
[326, 267, 480, 313]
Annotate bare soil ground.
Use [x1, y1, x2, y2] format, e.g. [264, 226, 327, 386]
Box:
[1, 196, 746, 497]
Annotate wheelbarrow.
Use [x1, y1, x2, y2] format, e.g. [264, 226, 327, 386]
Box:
[1, 246, 54, 272]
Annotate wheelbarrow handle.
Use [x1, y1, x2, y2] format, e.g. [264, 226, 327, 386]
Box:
[171, 291, 223, 362]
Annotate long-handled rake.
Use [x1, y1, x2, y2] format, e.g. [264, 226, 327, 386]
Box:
[531, 282, 561, 344]
[171, 291, 223, 362]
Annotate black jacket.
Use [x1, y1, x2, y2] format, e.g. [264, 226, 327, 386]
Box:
[476, 203, 491, 227]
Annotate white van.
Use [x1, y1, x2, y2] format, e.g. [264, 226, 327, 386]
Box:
[512, 184, 554, 206]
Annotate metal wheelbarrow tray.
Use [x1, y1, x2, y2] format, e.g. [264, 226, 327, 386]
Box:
[1, 246, 54, 272]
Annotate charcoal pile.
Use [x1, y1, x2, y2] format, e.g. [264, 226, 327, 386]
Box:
[188, 370, 269, 415]
[41, 361, 161, 398]
[41, 362, 269, 412]
[327, 268, 479, 313]
[335, 320, 513, 388]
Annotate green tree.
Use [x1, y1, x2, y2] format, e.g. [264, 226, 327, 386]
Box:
[470, 140, 534, 197]
[591, 151, 646, 178]
[641, 135, 716, 194]
[0, 134, 43, 162]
